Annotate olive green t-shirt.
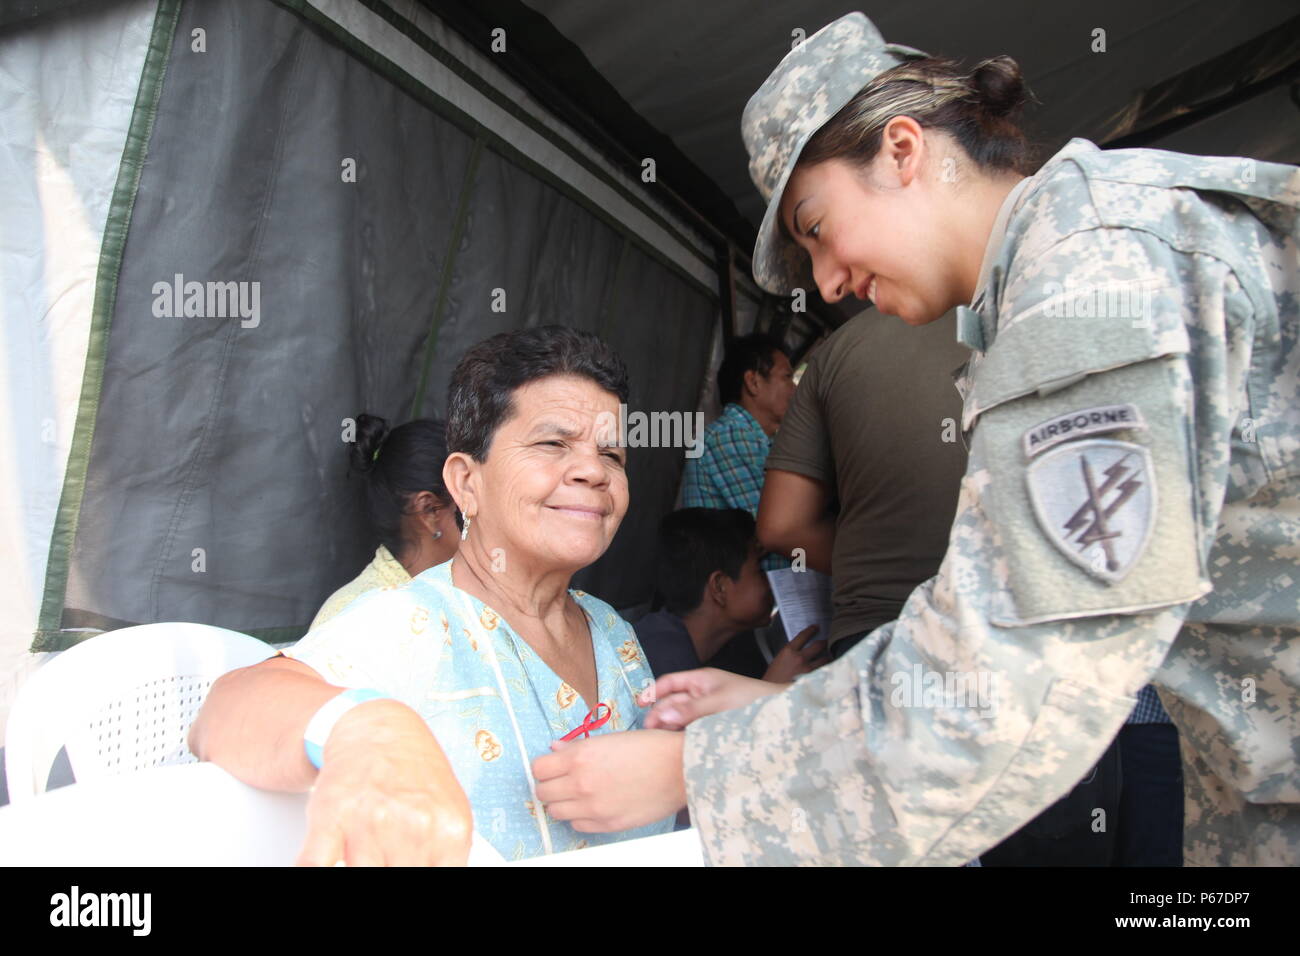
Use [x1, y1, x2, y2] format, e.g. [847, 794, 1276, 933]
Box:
[766, 310, 970, 647]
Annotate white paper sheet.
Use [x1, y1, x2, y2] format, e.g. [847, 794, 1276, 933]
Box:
[765, 568, 833, 642]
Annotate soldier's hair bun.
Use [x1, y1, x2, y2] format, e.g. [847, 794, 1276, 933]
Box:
[969, 56, 1027, 119]
[801, 54, 1037, 176]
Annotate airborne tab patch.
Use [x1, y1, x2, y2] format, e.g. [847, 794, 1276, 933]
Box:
[1023, 403, 1146, 458]
[1026, 439, 1155, 583]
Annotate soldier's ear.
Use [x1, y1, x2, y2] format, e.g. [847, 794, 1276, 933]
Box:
[880, 115, 923, 187]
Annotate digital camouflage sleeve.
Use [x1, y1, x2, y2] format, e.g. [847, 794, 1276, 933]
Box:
[683, 141, 1300, 866]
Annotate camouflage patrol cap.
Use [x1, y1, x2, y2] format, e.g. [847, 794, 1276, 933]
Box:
[744, 13, 927, 295]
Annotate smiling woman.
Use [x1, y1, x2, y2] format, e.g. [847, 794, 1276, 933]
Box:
[189, 325, 678, 863]
[443, 327, 632, 586]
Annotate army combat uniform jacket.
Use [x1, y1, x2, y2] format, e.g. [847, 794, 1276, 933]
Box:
[682, 139, 1300, 866]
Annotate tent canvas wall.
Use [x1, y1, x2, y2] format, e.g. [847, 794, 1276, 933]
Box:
[0, 0, 742, 736]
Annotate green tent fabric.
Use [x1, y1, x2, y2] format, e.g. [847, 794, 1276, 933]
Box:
[10, 0, 721, 660]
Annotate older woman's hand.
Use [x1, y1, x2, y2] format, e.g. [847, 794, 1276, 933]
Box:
[297, 699, 474, 866]
[532, 730, 686, 832]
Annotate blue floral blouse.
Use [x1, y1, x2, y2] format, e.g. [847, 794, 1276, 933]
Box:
[287, 557, 674, 860]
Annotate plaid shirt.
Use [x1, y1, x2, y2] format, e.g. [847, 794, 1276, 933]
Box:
[681, 403, 789, 571]
[1126, 684, 1173, 724]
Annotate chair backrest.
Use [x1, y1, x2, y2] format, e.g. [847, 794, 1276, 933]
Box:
[4, 623, 273, 803]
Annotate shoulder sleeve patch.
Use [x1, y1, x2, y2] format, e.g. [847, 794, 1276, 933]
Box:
[972, 355, 1210, 625]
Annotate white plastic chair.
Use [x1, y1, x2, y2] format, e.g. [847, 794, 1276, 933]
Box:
[4, 623, 274, 804]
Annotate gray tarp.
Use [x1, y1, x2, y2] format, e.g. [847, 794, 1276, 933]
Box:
[55, 0, 716, 644]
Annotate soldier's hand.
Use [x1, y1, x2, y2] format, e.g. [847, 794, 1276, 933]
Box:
[533, 730, 686, 832]
[640, 667, 785, 730]
[762, 625, 828, 683]
[297, 699, 473, 866]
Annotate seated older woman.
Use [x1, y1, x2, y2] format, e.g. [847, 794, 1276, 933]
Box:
[189, 326, 675, 863]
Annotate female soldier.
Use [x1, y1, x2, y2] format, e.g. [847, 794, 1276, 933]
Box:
[534, 13, 1300, 867]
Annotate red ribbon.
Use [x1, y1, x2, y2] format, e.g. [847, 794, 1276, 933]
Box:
[559, 702, 612, 741]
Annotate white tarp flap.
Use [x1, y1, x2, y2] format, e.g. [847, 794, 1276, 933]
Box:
[0, 0, 159, 736]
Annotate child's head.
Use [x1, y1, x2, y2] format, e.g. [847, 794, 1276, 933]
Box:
[654, 508, 774, 628]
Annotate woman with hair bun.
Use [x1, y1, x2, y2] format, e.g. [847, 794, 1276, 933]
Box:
[534, 12, 1300, 868]
[310, 415, 460, 629]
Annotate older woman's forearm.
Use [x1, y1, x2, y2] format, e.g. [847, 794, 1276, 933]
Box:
[188, 657, 341, 791]
[190, 658, 473, 864]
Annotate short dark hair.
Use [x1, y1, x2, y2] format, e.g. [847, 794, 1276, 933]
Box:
[717, 333, 787, 407]
[654, 508, 755, 616]
[446, 325, 630, 462]
[351, 414, 453, 557]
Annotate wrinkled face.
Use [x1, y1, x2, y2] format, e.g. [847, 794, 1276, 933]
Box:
[779, 156, 952, 325]
[753, 350, 796, 425]
[726, 541, 775, 628]
[475, 374, 629, 571]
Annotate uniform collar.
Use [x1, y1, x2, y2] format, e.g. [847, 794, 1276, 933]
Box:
[958, 175, 1036, 353]
[954, 306, 986, 353]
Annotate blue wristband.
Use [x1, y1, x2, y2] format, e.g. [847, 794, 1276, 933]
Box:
[303, 688, 389, 769]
